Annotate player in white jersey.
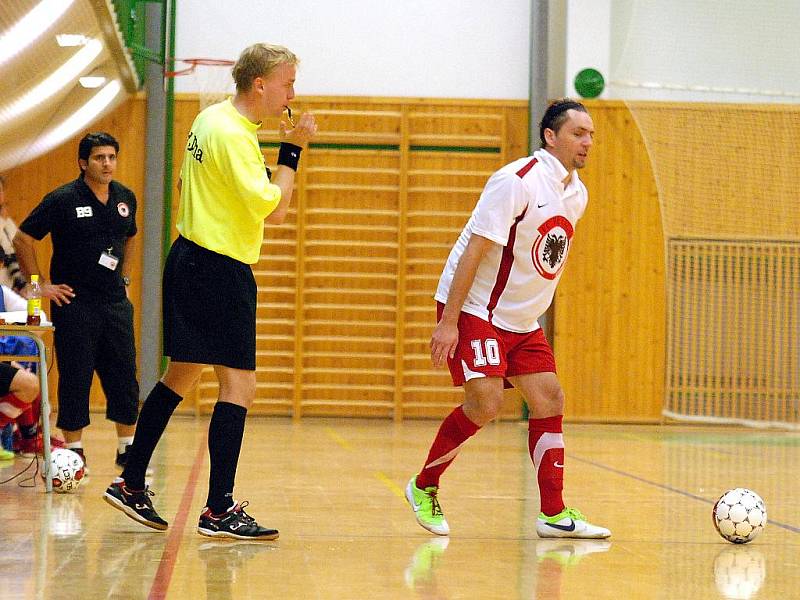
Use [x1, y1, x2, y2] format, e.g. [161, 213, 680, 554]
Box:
[406, 99, 610, 539]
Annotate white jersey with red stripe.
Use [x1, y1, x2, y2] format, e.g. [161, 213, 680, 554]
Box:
[434, 149, 588, 333]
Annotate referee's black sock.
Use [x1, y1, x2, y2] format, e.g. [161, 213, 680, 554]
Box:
[122, 381, 182, 490]
[206, 401, 247, 515]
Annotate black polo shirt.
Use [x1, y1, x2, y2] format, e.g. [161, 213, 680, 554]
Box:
[20, 177, 137, 302]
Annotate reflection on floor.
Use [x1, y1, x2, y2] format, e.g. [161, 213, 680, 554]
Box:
[1, 418, 798, 599]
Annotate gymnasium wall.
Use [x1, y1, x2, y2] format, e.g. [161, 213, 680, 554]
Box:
[172, 0, 533, 100]
[4, 3, 797, 425]
[555, 101, 664, 422]
[2, 95, 667, 422]
[172, 1, 800, 104]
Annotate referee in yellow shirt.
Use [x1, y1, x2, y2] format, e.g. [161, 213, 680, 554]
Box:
[104, 43, 317, 540]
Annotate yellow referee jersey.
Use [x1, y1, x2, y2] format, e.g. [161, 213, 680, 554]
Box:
[177, 98, 281, 264]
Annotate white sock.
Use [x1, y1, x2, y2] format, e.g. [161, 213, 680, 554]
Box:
[65, 441, 82, 450]
[118, 436, 134, 454]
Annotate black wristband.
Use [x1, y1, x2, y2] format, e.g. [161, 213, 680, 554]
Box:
[277, 142, 302, 171]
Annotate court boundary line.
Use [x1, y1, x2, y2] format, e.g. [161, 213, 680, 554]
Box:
[148, 432, 207, 600]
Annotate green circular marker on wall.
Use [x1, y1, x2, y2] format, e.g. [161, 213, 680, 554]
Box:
[574, 68, 605, 98]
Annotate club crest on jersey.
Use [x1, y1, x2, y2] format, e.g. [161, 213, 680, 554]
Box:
[532, 215, 574, 280]
[117, 202, 130, 217]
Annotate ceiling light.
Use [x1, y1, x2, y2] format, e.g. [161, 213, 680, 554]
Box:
[0, 0, 76, 67]
[0, 80, 123, 172]
[0, 39, 103, 126]
[79, 73, 106, 88]
[26, 80, 122, 156]
[57, 34, 90, 47]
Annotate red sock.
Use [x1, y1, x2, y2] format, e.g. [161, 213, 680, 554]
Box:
[528, 415, 565, 516]
[416, 406, 480, 489]
[0, 393, 31, 426]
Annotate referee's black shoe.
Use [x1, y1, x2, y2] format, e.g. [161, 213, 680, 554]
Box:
[197, 501, 279, 541]
[104, 478, 168, 531]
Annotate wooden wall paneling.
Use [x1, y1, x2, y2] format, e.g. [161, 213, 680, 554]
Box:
[254, 200, 298, 415]
[180, 98, 536, 420]
[407, 111, 504, 148]
[249, 142, 299, 415]
[399, 102, 524, 419]
[292, 137, 308, 419]
[505, 105, 530, 162]
[629, 102, 800, 427]
[293, 105, 403, 417]
[393, 106, 410, 421]
[401, 150, 478, 419]
[554, 102, 665, 423]
[500, 109, 509, 164]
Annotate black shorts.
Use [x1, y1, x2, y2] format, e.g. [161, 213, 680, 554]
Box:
[51, 296, 139, 431]
[163, 236, 257, 370]
[0, 362, 19, 396]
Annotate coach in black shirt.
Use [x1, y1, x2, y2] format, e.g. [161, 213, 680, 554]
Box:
[14, 132, 140, 472]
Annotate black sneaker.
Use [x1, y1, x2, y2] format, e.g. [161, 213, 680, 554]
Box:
[103, 478, 168, 531]
[197, 501, 279, 541]
[115, 444, 130, 467]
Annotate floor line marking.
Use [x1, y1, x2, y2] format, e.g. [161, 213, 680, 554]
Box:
[319, 428, 404, 498]
[571, 454, 800, 534]
[374, 470, 405, 499]
[323, 426, 353, 451]
[148, 430, 207, 600]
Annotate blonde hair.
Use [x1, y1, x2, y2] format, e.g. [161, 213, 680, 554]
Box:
[232, 43, 298, 92]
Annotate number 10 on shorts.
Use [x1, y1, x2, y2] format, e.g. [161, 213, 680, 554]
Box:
[470, 338, 500, 367]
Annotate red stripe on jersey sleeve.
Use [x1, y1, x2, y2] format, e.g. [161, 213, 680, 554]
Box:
[515, 158, 538, 178]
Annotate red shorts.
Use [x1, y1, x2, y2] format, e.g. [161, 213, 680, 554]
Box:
[437, 303, 556, 388]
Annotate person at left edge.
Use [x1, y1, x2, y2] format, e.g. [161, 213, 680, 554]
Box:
[0, 283, 62, 456]
[13, 132, 141, 473]
[1, 174, 48, 457]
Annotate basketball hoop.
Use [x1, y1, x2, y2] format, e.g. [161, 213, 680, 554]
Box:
[165, 58, 235, 109]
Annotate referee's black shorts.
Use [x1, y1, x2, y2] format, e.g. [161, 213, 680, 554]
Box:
[163, 235, 257, 371]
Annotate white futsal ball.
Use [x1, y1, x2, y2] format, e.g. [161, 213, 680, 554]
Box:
[48, 448, 86, 493]
[712, 488, 766, 544]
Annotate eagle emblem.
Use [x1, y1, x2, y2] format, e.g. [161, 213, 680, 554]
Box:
[542, 233, 567, 269]
[531, 215, 574, 280]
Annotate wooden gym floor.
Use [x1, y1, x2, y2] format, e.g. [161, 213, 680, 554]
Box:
[1, 417, 799, 599]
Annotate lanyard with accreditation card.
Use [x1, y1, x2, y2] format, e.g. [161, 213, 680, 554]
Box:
[98, 246, 119, 271]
